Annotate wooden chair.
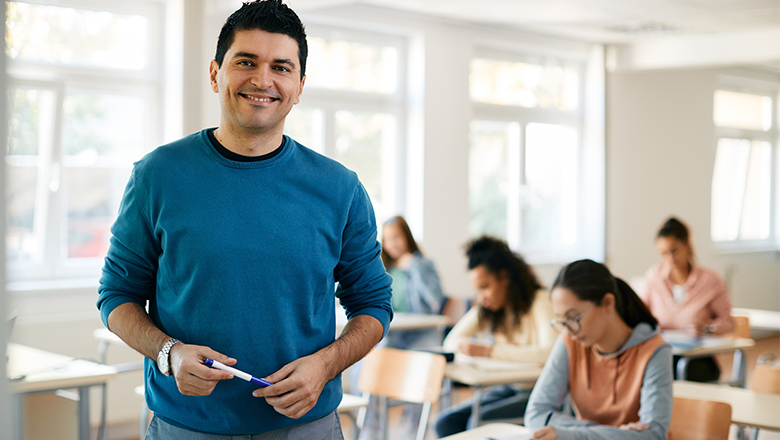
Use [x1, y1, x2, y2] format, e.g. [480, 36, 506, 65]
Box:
[357, 347, 447, 440]
[670, 396, 732, 440]
[751, 363, 780, 395]
[730, 315, 751, 339]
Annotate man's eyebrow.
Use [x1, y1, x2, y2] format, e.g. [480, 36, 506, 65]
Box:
[232, 51, 258, 59]
[273, 58, 297, 69]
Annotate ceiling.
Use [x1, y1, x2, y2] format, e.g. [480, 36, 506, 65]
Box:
[287, 0, 780, 43]
[216, 0, 780, 71]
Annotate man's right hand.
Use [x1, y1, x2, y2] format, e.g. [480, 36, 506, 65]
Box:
[169, 343, 236, 396]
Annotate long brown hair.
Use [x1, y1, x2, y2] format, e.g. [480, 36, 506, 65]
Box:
[466, 236, 542, 338]
[381, 216, 421, 269]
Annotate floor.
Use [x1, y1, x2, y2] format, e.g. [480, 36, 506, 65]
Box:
[122, 334, 780, 440]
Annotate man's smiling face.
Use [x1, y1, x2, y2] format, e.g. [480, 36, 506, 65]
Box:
[210, 29, 305, 136]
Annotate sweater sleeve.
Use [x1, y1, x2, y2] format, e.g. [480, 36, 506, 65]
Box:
[97, 168, 160, 329]
[442, 307, 480, 352]
[489, 291, 556, 364]
[334, 182, 394, 337]
[406, 255, 445, 314]
[528, 343, 673, 440]
[707, 274, 735, 335]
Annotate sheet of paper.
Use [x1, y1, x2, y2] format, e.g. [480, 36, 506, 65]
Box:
[455, 353, 540, 371]
[472, 434, 533, 440]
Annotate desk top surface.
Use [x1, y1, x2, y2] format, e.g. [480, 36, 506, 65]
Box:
[673, 381, 780, 431]
[732, 308, 780, 332]
[663, 331, 755, 356]
[7, 343, 118, 394]
[335, 312, 450, 331]
[440, 423, 530, 439]
[445, 360, 543, 386]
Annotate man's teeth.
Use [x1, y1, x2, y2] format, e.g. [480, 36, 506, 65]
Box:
[245, 95, 272, 102]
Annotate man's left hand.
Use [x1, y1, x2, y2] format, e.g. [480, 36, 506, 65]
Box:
[252, 353, 330, 419]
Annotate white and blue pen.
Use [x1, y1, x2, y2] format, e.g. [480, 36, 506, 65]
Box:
[205, 359, 272, 387]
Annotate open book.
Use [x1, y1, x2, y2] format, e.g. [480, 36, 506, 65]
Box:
[455, 353, 541, 371]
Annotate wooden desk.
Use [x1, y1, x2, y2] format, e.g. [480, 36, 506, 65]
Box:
[7, 343, 118, 440]
[664, 331, 755, 384]
[439, 422, 530, 439]
[444, 360, 543, 430]
[673, 381, 780, 432]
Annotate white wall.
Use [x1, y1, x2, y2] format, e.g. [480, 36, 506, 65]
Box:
[606, 67, 780, 311]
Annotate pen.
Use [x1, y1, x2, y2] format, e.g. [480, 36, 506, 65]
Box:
[544, 409, 554, 426]
[205, 359, 272, 387]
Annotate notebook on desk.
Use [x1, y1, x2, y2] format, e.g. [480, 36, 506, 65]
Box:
[662, 330, 731, 350]
[455, 353, 540, 371]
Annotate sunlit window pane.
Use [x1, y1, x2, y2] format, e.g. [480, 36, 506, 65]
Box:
[6, 2, 147, 70]
[66, 167, 130, 258]
[711, 138, 751, 241]
[284, 107, 323, 154]
[470, 58, 579, 110]
[469, 121, 514, 240]
[334, 110, 396, 222]
[713, 90, 772, 131]
[524, 123, 578, 247]
[62, 92, 146, 259]
[6, 87, 56, 264]
[307, 37, 397, 94]
[63, 93, 145, 158]
[739, 141, 771, 240]
[6, 163, 39, 263]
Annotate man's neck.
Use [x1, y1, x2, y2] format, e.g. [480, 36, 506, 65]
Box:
[214, 126, 284, 157]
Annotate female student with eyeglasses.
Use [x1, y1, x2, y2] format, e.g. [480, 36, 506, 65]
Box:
[525, 259, 673, 440]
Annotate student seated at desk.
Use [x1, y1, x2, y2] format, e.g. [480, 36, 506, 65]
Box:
[526, 259, 672, 440]
[381, 215, 445, 349]
[435, 236, 555, 438]
[354, 215, 445, 440]
[639, 217, 734, 382]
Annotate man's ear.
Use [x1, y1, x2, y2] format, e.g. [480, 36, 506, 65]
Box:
[294, 74, 306, 105]
[209, 60, 220, 93]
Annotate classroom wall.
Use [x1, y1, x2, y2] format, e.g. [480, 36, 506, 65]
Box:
[606, 67, 780, 311]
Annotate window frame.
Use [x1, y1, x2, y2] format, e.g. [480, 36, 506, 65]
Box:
[711, 80, 780, 254]
[286, 24, 409, 224]
[5, 0, 164, 282]
[468, 49, 587, 264]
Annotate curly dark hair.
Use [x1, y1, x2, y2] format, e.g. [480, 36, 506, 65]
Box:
[465, 236, 542, 338]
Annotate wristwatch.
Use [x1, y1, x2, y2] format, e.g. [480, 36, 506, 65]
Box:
[157, 338, 180, 376]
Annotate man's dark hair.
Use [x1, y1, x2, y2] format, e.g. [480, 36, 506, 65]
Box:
[214, 0, 308, 79]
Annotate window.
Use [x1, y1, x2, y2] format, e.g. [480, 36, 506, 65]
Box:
[6, 1, 163, 281]
[711, 88, 777, 249]
[284, 28, 405, 224]
[468, 54, 583, 261]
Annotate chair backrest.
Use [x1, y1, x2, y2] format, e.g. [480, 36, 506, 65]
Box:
[670, 397, 732, 440]
[730, 315, 751, 339]
[358, 347, 446, 404]
[751, 364, 780, 395]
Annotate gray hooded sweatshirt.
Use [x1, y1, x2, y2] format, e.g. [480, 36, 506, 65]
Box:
[525, 322, 673, 440]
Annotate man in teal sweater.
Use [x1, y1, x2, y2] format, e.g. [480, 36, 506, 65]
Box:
[96, 1, 393, 438]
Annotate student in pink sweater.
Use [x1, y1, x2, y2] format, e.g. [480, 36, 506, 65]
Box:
[639, 217, 734, 381]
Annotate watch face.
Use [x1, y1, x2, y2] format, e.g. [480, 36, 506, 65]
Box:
[158, 352, 169, 375]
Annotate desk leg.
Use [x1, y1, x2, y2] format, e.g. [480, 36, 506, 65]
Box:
[78, 386, 90, 440]
[676, 356, 690, 381]
[13, 394, 23, 440]
[731, 349, 747, 388]
[466, 387, 483, 430]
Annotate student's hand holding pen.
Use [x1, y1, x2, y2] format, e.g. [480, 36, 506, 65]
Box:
[169, 343, 237, 396]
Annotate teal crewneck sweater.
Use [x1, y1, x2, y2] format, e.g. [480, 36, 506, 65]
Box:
[97, 129, 393, 435]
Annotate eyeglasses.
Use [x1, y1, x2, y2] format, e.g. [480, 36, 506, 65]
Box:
[550, 306, 591, 334]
